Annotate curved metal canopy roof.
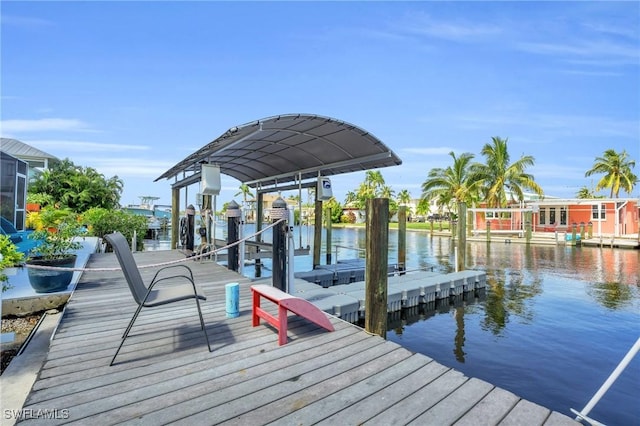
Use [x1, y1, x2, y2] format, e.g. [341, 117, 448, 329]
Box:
[156, 114, 402, 188]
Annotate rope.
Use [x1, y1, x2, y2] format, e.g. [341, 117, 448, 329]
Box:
[24, 219, 286, 273]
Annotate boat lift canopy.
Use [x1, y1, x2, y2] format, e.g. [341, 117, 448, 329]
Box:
[155, 113, 401, 191]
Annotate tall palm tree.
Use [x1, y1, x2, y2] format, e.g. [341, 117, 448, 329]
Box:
[475, 137, 543, 208]
[234, 183, 254, 205]
[421, 151, 481, 207]
[585, 149, 638, 198]
[380, 185, 395, 199]
[397, 189, 411, 205]
[364, 170, 385, 195]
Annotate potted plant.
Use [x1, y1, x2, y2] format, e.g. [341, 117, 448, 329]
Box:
[25, 214, 83, 293]
[1, 235, 24, 293]
[25, 192, 54, 213]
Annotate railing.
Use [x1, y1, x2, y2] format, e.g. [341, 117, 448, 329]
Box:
[332, 244, 436, 275]
[333, 244, 365, 264]
[571, 336, 640, 425]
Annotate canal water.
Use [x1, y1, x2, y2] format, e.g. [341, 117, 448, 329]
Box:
[150, 225, 639, 424]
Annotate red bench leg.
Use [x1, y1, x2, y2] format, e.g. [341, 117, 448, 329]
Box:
[252, 289, 261, 327]
[278, 305, 288, 345]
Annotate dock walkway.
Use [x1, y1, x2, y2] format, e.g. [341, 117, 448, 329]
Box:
[12, 250, 578, 425]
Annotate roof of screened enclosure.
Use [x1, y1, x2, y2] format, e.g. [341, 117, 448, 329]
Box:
[155, 114, 402, 188]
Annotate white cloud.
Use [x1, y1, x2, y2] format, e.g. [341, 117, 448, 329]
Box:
[516, 40, 639, 65]
[83, 158, 174, 179]
[1, 118, 92, 133]
[29, 140, 150, 152]
[397, 12, 502, 42]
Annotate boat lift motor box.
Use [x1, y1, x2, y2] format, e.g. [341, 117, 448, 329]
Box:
[201, 164, 221, 196]
[317, 177, 333, 201]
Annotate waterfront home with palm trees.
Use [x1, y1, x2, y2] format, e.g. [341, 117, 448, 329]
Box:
[469, 197, 639, 238]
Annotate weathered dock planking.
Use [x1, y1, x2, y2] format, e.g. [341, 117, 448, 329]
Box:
[16, 250, 578, 425]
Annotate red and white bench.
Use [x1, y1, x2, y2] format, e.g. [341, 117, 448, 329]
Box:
[251, 284, 335, 345]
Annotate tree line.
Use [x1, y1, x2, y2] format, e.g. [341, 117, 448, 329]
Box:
[336, 138, 637, 222]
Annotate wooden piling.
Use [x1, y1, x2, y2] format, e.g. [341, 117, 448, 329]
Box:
[171, 187, 179, 249]
[365, 198, 388, 339]
[271, 198, 288, 291]
[325, 206, 332, 265]
[525, 211, 532, 244]
[185, 204, 195, 253]
[255, 192, 264, 277]
[456, 202, 466, 272]
[226, 201, 241, 272]
[313, 200, 323, 268]
[398, 206, 406, 274]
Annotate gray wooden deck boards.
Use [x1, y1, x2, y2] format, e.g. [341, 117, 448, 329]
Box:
[18, 250, 578, 425]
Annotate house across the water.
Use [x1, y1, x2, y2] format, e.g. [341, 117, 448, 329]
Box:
[469, 198, 639, 238]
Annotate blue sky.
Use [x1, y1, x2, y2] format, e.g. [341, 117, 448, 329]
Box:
[2, 1, 639, 208]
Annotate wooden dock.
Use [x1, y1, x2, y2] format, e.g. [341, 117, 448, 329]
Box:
[581, 236, 640, 249]
[16, 250, 578, 425]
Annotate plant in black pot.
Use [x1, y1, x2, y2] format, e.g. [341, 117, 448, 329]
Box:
[26, 214, 83, 293]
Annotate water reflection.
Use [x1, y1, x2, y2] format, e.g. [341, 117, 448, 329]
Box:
[588, 281, 635, 310]
[384, 233, 638, 425]
[388, 289, 487, 364]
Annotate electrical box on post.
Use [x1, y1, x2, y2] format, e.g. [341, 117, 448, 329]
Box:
[317, 177, 332, 201]
[201, 164, 221, 196]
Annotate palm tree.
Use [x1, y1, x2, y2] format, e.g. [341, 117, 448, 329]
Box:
[380, 185, 395, 199]
[234, 183, 255, 220]
[364, 170, 385, 195]
[353, 171, 393, 208]
[585, 149, 638, 198]
[235, 183, 254, 205]
[474, 137, 543, 208]
[416, 197, 431, 217]
[344, 190, 358, 207]
[576, 186, 594, 199]
[397, 189, 411, 205]
[421, 151, 481, 207]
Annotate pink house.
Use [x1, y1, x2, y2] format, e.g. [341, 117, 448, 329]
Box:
[470, 198, 639, 237]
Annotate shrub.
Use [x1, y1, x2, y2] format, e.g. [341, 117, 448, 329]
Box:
[26, 207, 77, 231]
[341, 211, 356, 223]
[1, 235, 24, 292]
[83, 208, 148, 251]
[28, 158, 123, 212]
